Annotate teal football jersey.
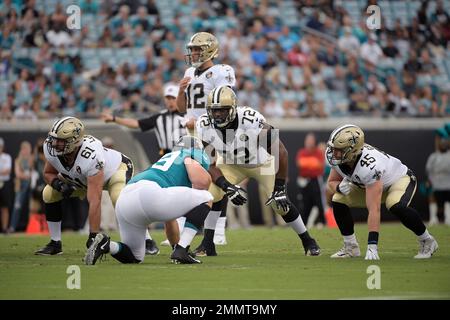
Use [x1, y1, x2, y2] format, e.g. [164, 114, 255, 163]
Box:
[128, 149, 210, 188]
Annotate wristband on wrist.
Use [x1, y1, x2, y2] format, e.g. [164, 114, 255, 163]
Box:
[215, 176, 231, 191]
[51, 178, 63, 192]
[368, 231, 379, 245]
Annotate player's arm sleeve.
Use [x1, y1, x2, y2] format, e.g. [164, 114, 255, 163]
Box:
[137, 114, 160, 132]
[215, 66, 236, 88]
[86, 145, 106, 177]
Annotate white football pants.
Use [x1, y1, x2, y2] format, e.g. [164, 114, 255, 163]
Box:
[115, 180, 213, 261]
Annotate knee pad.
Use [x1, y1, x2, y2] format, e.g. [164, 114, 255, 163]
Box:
[212, 197, 226, 211]
[185, 203, 211, 230]
[45, 201, 63, 222]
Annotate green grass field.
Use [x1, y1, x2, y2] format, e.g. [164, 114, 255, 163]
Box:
[1, 223, 449, 300]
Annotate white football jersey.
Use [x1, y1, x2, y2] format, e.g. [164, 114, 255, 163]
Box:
[183, 64, 236, 120]
[328, 144, 408, 189]
[44, 135, 122, 190]
[196, 106, 272, 167]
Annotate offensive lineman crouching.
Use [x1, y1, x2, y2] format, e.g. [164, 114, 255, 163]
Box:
[35, 117, 143, 256]
[193, 86, 320, 256]
[326, 124, 438, 259]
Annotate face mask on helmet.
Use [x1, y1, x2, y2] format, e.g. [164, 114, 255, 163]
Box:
[208, 106, 235, 129]
[184, 32, 219, 68]
[185, 45, 208, 68]
[326, 125, 364, 166]
[46, 117, 84, 157]
[206, 86, 237, 129]
[326, 143, 352, 166]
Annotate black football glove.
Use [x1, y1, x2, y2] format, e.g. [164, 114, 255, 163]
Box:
[265, 179, 291, 213]
[51, 178, 76, 199]
[216, 176, 247, 206]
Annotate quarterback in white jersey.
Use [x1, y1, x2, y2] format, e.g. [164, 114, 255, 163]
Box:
[35, 117, 134, 257]
[326, 124, 438, 260]
[193, 86, 320, 257]
[177, 32, 236, 131]
[176, 32, 236, 246]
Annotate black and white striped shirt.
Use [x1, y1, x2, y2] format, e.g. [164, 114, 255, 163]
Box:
[138, 110, 186, 154]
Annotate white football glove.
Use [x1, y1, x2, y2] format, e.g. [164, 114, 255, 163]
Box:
[337, 178, 353, 195]
[365, 244, 380, 260]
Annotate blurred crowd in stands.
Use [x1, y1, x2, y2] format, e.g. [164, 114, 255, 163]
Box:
[1, 0, 450, 121]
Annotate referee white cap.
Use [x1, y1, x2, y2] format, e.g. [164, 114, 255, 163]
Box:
[164, 84, 179, 97]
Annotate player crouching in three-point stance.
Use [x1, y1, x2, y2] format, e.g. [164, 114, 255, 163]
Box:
[326, 124, 438, 260]
[193, 86, 320, 257]
[35, 117, 138, 256]
[84, 136, 214, 265]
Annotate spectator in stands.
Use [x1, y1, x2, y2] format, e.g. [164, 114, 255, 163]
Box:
[360, 33, 384, 67]
[8, 140, 33, 233]
[296, 133, 326, 228]
[13, 102, 37, 121]
[338, 26, 360, 56]
[278, 25, 300, 53]
[133, 6, 151, 31]
[0, 137, 12, 234]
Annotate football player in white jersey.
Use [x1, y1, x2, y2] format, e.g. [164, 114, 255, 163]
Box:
[34, 117, 143, 256]
[193, 86, 321, 257]
[176, 31, 236, 246]
[325, 124, 438, 260]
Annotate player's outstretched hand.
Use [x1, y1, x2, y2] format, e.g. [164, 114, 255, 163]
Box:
[100, 111, 114, 123]
[365, 244, 380, 260]
[265, 187, 290, 213]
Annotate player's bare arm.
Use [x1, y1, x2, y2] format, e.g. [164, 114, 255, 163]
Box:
[326, 168, 344, 205]
[176, 77, 191, 113]
[87, 169, 104, 233]
[101, 111, 139, 129]
[184, 157, 211, 190]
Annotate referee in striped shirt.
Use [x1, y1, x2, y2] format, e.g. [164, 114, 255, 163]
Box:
[101, 84, 187, 156]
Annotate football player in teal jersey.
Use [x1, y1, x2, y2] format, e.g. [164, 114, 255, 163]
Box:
[84, 136, 213, 265]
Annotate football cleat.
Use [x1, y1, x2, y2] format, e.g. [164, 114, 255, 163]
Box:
[193, 243, 217, 257]
[84, 233, 110, 265]
[145, 239, 160, 255]
[331, 242, 361, 258]
[35, 240, 63, 255]
[171, 245, 202, 264]
[414, 236, 438, 259]
[213, 233, 227, 245]
[302, 238, 321, 256]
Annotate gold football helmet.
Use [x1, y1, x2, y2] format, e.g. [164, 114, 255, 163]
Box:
[46, 116, 85, 156]
[185, 32, 219, 68]
[207, 86, 237, 129]
[326, 124, 364, 165]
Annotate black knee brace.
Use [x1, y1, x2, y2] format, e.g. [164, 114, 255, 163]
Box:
[331, 201, 355, 236]
[185, 203, 211, 230]
[212, 196, 227, 211]
[282, 204, 300, 223]
[45, 201, 63, 222]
